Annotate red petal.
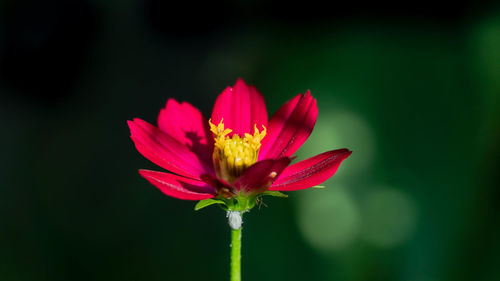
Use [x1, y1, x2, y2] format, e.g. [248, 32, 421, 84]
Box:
[259, 91, 317, 160]
[157, 99, 213, 164]
[128, 118, 213, 179]
[139, 170, 216, 200]
[211, 78, 268, 136]
[269, 149, 351, 191]
[234, 157, 291, 194]
[200, 174, 231, 190]
[200, 174, 235, 198]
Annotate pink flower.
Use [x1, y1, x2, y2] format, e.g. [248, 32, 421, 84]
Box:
[127, 79, 351, 204]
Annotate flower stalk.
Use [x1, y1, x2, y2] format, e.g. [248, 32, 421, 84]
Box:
[230, 225, 242, 281]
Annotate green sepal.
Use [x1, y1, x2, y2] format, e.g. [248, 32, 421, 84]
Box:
[261, 191, 288, 198]
[194, 198, 226, 211]
[226, 195, 257, 212]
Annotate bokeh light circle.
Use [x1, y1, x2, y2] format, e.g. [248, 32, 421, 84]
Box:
[361, 186, 418, 248]
[296, 186, 360, 252]
[299, 108, 376, 179]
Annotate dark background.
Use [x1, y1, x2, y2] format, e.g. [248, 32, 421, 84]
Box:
[1, 0, 499, 280]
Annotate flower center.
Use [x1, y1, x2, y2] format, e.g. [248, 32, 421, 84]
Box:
[209, 119, 266, 183]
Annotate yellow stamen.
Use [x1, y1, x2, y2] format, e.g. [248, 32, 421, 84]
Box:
[209, 118, 266, 183]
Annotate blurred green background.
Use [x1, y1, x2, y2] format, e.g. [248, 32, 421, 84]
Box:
[1, 0, 499, 280]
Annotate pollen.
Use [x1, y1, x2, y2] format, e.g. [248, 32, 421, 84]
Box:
[209, 118, 266, 183]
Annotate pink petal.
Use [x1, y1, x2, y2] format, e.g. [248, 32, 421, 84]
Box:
[259, 91, 318, 160]
[234, 157, 291, 194]
[139, 170, 216, 200]
[157, 99, 213, 164]
[211, 78, 268, 136]
[128, 118, 213, 179]
[200, 174, 235, 198]
[269, 149, 351, 191]
[200, 174, 231, 190]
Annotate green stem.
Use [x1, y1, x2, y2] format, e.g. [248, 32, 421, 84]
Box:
[230, 227, 242, 281]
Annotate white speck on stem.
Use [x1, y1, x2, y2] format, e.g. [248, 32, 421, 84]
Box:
[227, 211, 242, 230]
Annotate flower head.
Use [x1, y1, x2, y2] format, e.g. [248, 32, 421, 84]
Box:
[210, 118, 266, 183]
[127, 78, 351, 210]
